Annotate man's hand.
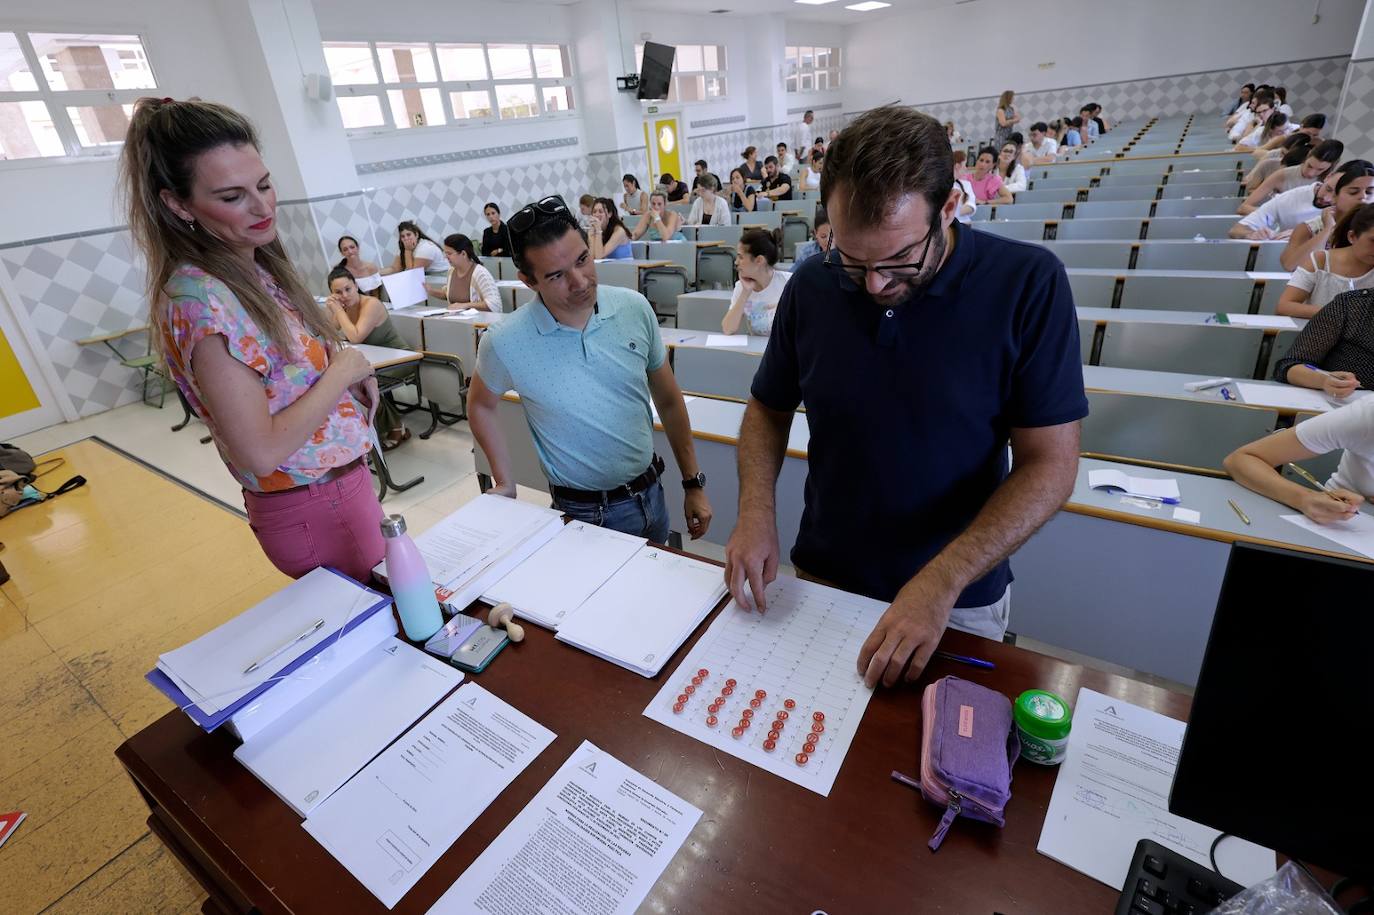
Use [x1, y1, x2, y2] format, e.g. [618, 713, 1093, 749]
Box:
[724, 511, 779, 612]
[856, 574, 959, 689]
[684, 488, 713, 540]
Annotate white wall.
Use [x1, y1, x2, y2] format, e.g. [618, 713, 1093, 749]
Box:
[0, 1, 255, 244]
[844, 0, 1365, 110]
[784, 21, 847, 116]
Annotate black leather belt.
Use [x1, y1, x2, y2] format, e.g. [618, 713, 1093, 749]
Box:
[551, 455, 665, 504]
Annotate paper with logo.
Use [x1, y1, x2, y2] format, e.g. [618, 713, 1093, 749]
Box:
[303, 682, 555, 908]
[427, 740, 701, 914]
[1037, 688, 1274, 889]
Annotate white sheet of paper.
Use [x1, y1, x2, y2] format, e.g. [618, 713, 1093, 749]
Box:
[1281, 512, 1374, 559]
[303, 682, 555, 908]
[482, 521, 647, 630]
[1037, 688, 1274, 890]
[643, 576, 885, 796]
[1233, 382, 1333, 413]
[427, 740, 701, 914]
[380, 267, 429, 308]
[704, 334, 749, 347]
[1172, 507, 1201, 524]
[234, 629, 462, 817]
[554, 548, 726, 677]
[1225, 313, 1299, 329]
[1087, 469, 1181, 502]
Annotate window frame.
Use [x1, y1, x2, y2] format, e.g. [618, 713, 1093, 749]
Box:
[323, 39, 577, 136]
[0, 28, 158, 163]
[785, 45, 842, 95]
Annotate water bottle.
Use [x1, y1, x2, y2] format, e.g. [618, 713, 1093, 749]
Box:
[381, 514, 442, 640]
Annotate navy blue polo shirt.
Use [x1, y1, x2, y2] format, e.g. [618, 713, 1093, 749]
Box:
[750, 223, 1088, 607]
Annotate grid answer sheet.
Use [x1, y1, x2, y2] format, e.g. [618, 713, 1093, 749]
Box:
[644, 575, 886, 796]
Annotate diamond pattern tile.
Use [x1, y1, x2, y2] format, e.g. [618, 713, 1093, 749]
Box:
[1336, 58, 1374, 164]
[274, 202, 329, 295]
[313, 194, 382, 275]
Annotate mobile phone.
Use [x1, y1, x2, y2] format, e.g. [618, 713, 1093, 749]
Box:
[423, 614, 482, 659]
[448, 625, 509, 673]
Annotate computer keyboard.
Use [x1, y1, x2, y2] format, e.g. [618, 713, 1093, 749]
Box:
[1114, 839, 1245, 915]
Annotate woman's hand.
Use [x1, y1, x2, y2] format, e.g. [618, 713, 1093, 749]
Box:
[1321, 371, 1360, 399]
[329, 345, 376, 387]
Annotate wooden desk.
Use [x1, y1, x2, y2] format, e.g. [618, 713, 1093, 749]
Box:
[117, 586, 1193, 914]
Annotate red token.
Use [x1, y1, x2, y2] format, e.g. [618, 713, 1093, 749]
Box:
[741, 708, 754, 719]
[755, 689, 767, 699]
[772, 719, 785, 731]
[749, 698, 762, 709]
[725, 678, 737, 688]
[803, 742, 816, 753]
[777, 710, 789, 720]
[691, 676, 703, 686]
[795, 752, 810, 765]
[763, 739, 777, 752]
[698, 668, 709, 677]
[672, 703, 684, 714]
[677, 694, 688, 704]
[738, 717, 751, 728]
[708, 703, 720, 714]
[767, 728, 780, 740]
[811, 722, 825, 734]
[732, 727, 744, 738]
[685, 685, 696, 695]
[706, 715, 718, 727]
[784, 698, 796, 709]
[722, 686, 734, 696]
[812, 711, 826, 722]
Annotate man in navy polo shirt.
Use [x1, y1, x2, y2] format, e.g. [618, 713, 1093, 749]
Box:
[724, 106, 1087, 689]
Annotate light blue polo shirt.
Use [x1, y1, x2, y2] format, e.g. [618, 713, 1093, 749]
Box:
[475, 284, 667, 490]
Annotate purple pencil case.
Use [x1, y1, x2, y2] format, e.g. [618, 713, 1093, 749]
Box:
[919, 675, 1020, 851]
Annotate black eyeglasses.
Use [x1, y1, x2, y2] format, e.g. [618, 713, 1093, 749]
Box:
[825, 215, 941, 286]
[508, 194, 573, 235]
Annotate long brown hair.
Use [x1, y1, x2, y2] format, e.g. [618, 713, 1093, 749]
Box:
[396, 220, 438, 270]
[119, 97, 334, 357]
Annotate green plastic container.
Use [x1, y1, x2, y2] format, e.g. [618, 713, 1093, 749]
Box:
[1014, 689, 1072, 765]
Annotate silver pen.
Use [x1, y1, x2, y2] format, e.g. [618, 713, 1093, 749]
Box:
[243, 618, 326, 675]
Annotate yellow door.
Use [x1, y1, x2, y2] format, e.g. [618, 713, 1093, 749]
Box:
[0, 325, 40, 420]
[647, 116, 684, 185]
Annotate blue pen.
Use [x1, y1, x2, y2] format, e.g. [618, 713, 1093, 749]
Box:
[934, 650, 996, 670]
[1220, 387, 1233, 401]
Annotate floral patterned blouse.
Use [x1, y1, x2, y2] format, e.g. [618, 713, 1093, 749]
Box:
[161, 264, 373, 492]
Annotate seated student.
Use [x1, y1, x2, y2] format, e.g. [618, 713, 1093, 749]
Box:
[382, 221, 448, 290]
[798, 150, 823, 192]
[1274, 86, 1293, 118]
[1023, 122, 1059, 165]
[951, 147, 969, 178]
[335, 235, 382, 293]
[1236, 111, 1289, 151]
[621, 175, 649, 217]
[1227, 83, 1256, 116]
[722, 228, 790, 336]
[434, 233, 502, 311]
[1089, 103, 1109, 133]
[658, 172, 690, 202]
[1240, 137, 1340, 213]
[945, 120, 963, 146]
[1272, 285, 1374, 396]
[1278, 205, 1374, 318]
[775, 142, 798, 173]
[577, 193, 597, 233]
[953, 174, 977, 224]
[728, 168, 758, 212]
[690, 159, 721, 197]
[996, 140, 1027, 194]
[685, 176, 730, 226]
[966, 146, 1013, 205]
[1242, 133, 1314, 197]
[1063, 116, 1085, 148]
[632, 190, 687, 240]
[740, 146, 765, 182]
[1229, 88, 1274, 141]
[759, 156, 793, 201]
[1254, 113, 1326, 157]
[1280, 160, 1374, 271]
[324, 267, 410, 449]
[588, 197, 633, 259]
[1223, 411, 1367, 528]
[1228, 169, 1333, 240]
[792, 214, 832, 266]
[480, 204, 513, 257]
[1078, 106, 1099, 141]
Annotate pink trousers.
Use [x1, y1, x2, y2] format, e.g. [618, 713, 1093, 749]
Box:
[242, 461, 385, 584]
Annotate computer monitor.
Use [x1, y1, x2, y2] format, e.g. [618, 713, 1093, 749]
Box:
[1170, 542, 1373, 878]
[637, 42, 674, 101]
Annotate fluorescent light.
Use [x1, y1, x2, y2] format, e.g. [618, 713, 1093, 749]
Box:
[794, 0, 842, 4]
[845, 1, 891, 8]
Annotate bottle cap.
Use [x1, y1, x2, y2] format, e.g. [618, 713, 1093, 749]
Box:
[380, 514, 408, 538]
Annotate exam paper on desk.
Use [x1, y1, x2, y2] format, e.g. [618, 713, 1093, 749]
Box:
[1282, 512, 1374, 560]
[427, 740, 701, 915]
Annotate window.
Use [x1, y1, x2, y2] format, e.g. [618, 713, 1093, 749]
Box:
[633, 44, 727, 102]
[0, 30, 157, 160]
[785, 46, 842, 94]
[323, 40, 575, 132]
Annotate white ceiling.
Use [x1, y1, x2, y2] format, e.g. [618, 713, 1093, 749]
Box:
[625, 0, 959, 24]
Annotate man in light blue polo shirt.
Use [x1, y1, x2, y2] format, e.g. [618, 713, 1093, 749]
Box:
[466, 195, 712, 544]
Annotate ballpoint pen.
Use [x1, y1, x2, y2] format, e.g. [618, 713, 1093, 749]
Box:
[1287, 463, 1356, 508]
[1227, 498, 1251, 526]
[933, 650, 996, 670]
[244, 618, 326, 675]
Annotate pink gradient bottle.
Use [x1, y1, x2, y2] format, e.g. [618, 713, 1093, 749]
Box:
[380, 514, 442, 640]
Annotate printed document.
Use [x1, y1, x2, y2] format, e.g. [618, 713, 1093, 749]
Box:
[1282, 511, 1374, 560]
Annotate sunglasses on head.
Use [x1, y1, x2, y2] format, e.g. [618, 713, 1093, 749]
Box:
[508, 195, 573, 235]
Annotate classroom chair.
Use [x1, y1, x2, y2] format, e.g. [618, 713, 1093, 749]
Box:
[978, 220, 1047, 241]
[782, 215, 810, 259]
[677, 294, 731, 332]
[1041, 241, 1134, 269]
[421, 317, 479, 377]
[1160, 182, 1241, 200]
[1117, 274, 1255, 313]
[648, 241, 697, 285]
[389, 312, 425, 351]
[1256, 279, 1288, 315]
[1073, 200, 1153, 220]
[971, 208, 992, 222]
[1252, 243, 1285, 272]
[1146, 217, 1235, 240]
[1086, 185, 1160, 202]
[1168, 169, 1242, 185]
[1098, 323, 1264, 378]
[697, 246, 736, 290]
[1067, 273, 1118, 307]
[473, 397, 548, 492]
[1132, 242, 1250, 271]
[755, 197, 775, 212]
[1081, 391, 1280, 474]
[994, 202, 1066, 221]
[643, 266, 690, 324]
[673, 347, 762, 401]
[696, 225, 744, 245]
[1097, 172, 1168, 187]
[1056, 218, 1146, 241]
[415, 353, 467, 439]
[1152, 198, 1243, 218]
[1031, 176, 1087, 190]
[1079, 319, 1097, 362]
[738, 211, 783, 229]
[1014, 187, 1084, 204]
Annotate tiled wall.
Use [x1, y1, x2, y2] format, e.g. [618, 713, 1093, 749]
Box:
[687, 111, 848, 180]
[918, 56, 1350, 146]
[1336, 57, 1374, 164]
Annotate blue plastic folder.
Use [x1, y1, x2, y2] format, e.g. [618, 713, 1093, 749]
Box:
[146, 568, 391, 733]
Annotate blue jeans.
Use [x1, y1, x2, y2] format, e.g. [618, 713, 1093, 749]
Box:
[552, 479, 670, 544]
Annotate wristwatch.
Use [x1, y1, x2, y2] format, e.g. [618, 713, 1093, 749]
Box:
[682, 472, 706, 491]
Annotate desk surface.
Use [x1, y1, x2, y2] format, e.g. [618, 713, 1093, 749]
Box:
[354, 343, 421, 369]
[661, 327, 770, 354]
[1077, 306, 1305, 330]
[117, 595, 1192, 915]
[1066, 267, 1290, 282]
[1083, 364, 1299, 409]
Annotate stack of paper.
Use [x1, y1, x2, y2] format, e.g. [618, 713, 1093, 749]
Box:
[1225, 314, 1300, 329]
[379, 267, 428, 308]
[373, 494, 565, 612]
[554, 547, 727, 677]
[483, 521, 646, 629]
[705, 334, 749, 347]
[1282, 512, 1374, 560]
[1234, 382, 1335, 413]
[233, 609, 463, 816]
[1087, 468, 1182, 504]
[147, 568, 391, 731]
